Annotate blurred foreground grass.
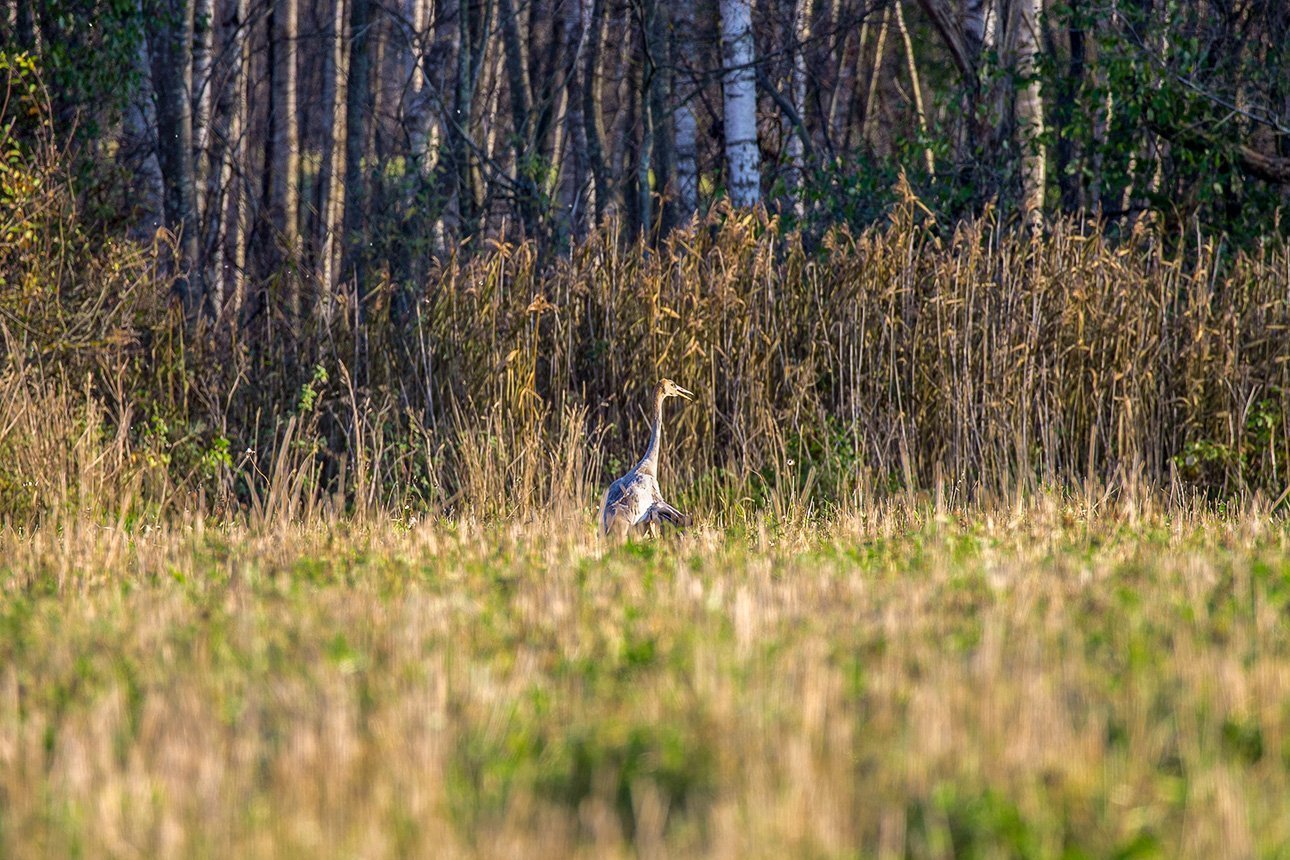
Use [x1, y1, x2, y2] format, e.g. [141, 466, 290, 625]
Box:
[3, 498, 1290, 858]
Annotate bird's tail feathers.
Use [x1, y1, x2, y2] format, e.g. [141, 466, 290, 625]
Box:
[648, 502, 692, 528]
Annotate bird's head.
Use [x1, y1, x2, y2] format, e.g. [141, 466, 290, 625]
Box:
[657, 378, 694, 401]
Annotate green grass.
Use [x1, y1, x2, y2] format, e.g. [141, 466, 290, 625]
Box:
[3, 501, 1290, 857]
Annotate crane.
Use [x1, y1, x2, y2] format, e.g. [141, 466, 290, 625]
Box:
[600, 379, 694, 540]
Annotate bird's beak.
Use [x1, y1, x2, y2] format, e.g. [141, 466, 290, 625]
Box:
[675, 385, 695, 401]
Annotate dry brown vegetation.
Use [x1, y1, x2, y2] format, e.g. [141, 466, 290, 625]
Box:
[5, 93, 1290, 522]
[5, 188, 1290, 526]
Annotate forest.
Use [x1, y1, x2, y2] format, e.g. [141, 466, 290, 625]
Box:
[11, 0, 1290, 272]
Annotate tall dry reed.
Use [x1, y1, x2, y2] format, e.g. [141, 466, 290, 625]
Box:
[363, 195, 1290, 517]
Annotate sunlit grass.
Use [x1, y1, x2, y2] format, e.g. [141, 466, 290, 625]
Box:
[3, 497, 1290, 857]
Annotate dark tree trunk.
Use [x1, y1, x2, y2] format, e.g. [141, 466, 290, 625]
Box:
[149, 0, 206, 318]
[644, 0, 674, 234]
[498, 0, 540, 236]
[582, 0, 611, 223]
[15, 0, 35, 51]
[1054, 5, 1085, 210]
[344, 0, 373, 377]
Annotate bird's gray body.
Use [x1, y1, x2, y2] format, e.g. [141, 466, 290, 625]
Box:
[600, 379, 693, 540]
[601, 469, 685, 539]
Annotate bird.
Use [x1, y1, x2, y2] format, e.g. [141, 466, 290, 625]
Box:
[600, 378, 694, 540]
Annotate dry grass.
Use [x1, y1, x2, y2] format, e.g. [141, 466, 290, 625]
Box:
[3, 497, 1290, 857]
[399, 196, 1290, 511]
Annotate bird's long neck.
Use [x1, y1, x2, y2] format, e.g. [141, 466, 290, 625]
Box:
[635, 389, 666, 475]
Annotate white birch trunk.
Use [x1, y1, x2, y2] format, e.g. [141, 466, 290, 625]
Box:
[895, 0, 934, 176]
[719, 0, 761, 206]
[827, 0, 859, 153]
[270, 0, 300, 321]
[1009, 0, 1045, 230]
[227, 0, 252, 322]
[192, 0, 213, 217]
[203, 0, 245, 316]
[401, 0, 439, 182]
[319, 0, 349, 318]
[670, 0, 699, 216]
[560, 0, 590, 234]
[964, 0, 993, 59]
[149, 0, 204, 315]
[673, 100, 699, 216]
[862, 6, 889, 149]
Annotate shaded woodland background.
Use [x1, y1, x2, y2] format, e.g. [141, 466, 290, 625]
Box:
[10, 0, 1290, 313]
[2, 0, 1290, 520]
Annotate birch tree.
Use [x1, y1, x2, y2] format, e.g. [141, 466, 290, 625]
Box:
[1007, 0, 1045, 229]
[720, 0, 761, 206]
[192, 0, 213, 216]
[559, 0, 591, 237]
[670, 0, 699, 216]
[201, 0, 246, 315]
[210, 0, 253, 323]
[122, 2, 164, 240]
[316, 0, 348, 311]
[894, 0, 934, 176]
[785, 0, 812, 213]
[268, 0, 301, 322]
[917, 0, 1046, 221]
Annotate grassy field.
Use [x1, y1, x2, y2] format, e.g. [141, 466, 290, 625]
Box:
[3, 496, 1290, 858]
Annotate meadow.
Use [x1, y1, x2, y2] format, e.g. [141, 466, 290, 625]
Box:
[3, 493, 1290, 858]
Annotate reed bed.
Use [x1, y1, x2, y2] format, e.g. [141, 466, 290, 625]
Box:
[7, 201, 1290, 525]
[5, 79, 1290, 524]
[5, 102, 1290, 524]
[420, 198, 1290, 509]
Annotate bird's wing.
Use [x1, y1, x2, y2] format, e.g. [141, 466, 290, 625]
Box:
[603, 473, 654, 528]
[601, 477, 629, 531]
[625, 478, 655, 525]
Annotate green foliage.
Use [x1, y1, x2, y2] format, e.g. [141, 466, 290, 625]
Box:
[1173, 398, 1288, 492]
[19, 0, 146, 140]
[1044, 0, 1289, 243]
[296, 364, 329, 414]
